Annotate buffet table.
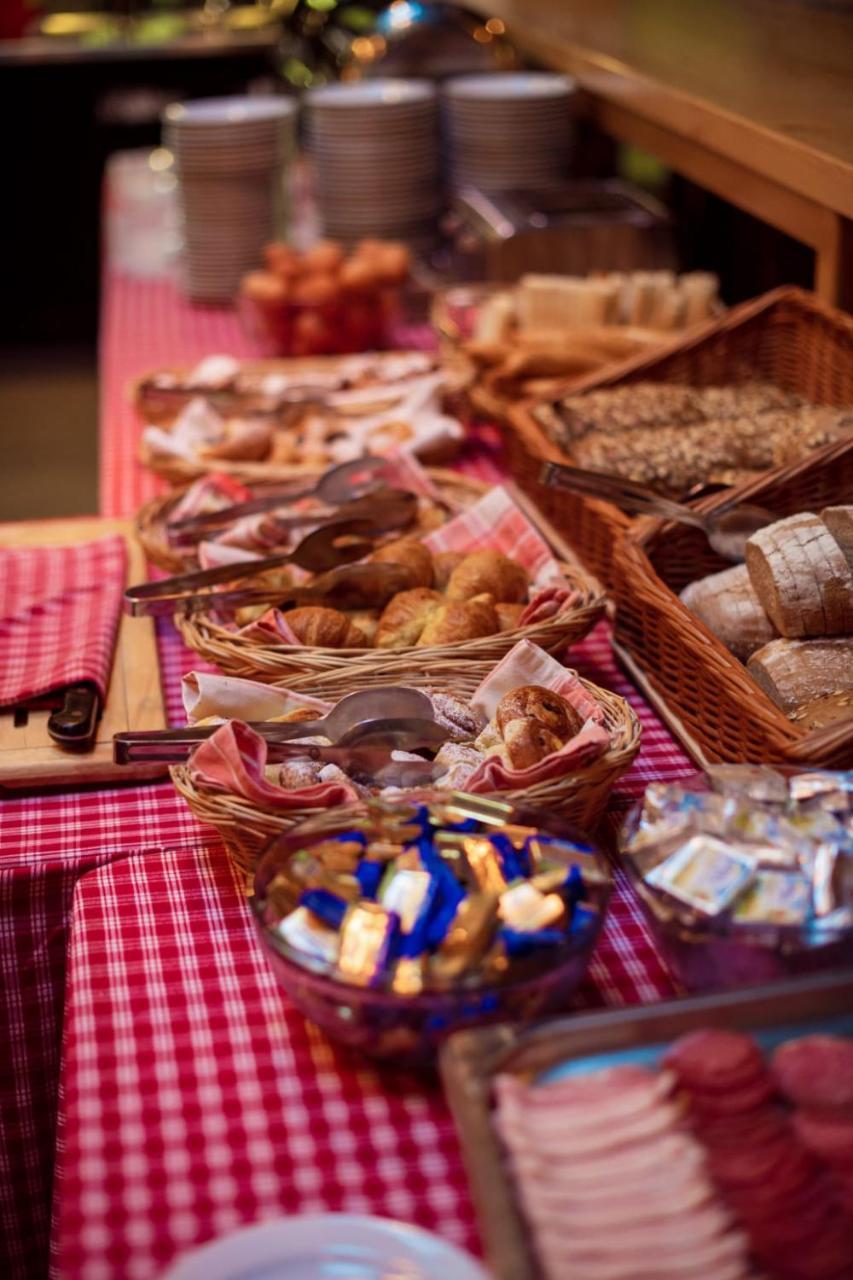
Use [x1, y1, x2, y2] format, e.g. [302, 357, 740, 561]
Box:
[3, 262, 695, 1280]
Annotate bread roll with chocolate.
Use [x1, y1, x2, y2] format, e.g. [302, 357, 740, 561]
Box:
[501, 720, 565, 770]
[446, 549, 528, 603]
[270, 707, 319, 723]
[680, 564, 777, 661]
[747, 636, 853, 713]
[371, 537, 434, 588]
[416, 594, 498, 646]
[496, 685, 583, 740]
[745, 513, 853, 636]
[282, 606, 368, 648]
[821, 506, 853, 570]
[375, 588, 442, 649]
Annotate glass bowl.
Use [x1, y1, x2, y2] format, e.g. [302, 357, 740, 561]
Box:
[250, 797, 611, 1063]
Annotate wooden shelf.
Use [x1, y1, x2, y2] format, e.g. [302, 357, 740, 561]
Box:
[469, 0, 853, 308]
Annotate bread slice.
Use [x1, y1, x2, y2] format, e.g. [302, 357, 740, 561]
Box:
[821, 505, 853, 571]
[680, 564, 777, 662]
[745, 512, 853, 637]
[747, 636, 853, 712]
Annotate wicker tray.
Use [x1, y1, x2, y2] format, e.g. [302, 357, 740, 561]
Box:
[171, 672, 641, 879]
[614, 435, 853, 768]
[177, 557, 606, 691]
[439, 970, 853, 1280]
[501, 287, 853, 591]
[136, 467, 491, 574]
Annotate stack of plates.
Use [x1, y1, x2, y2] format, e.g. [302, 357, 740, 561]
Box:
[306, 80, 440, 252]
[163, 96, 297, 302]
[443, 73, 577, 192]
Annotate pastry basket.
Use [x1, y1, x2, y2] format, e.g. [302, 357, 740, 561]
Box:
[613, 434, 853, 768]
[175, 557, 606, 692]
[171, 672, 641, 881]
[500, 287, 853, 591]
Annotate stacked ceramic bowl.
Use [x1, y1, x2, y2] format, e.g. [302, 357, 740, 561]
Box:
[305, 80, 440, 253]
[443, 73, 577, 192]
[163, 96, 297, 302]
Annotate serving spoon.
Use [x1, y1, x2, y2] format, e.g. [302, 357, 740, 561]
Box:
[541, 461, 776, 562]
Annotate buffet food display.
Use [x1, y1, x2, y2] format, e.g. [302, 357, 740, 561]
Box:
[112, 276, 853, 1277]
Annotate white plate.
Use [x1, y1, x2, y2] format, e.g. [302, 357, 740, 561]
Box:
[161, 1214, 489, 1280]
[164, 96, 297, 126]
[307, 80, 435, 109]
[444, 72, 575, 101]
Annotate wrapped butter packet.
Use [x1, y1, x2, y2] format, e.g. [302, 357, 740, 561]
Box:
[732, 872, 812, 926]
[337, 902, 400, 987]
[706, 764, 789, 806]
[278, 906, 340, 967]
[646, 836, 756, 915]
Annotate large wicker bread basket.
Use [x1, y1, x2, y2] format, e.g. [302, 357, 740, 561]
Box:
[500, 288, 853, 591]
[614, 435, 853, 768]
[171, 674, 642, 880]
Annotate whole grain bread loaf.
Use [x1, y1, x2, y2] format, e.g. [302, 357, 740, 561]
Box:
[745, 512, 853, 637]
[680, 564, 777, 661]
[747, 636, 853, 712]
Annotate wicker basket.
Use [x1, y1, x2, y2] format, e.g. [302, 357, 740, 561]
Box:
[136, 468, 491, 574]
[176, 559, 606, 692]
[614, 435, 853, 768]
[500, 287, 853, 592]
[171, 674, 641, 880]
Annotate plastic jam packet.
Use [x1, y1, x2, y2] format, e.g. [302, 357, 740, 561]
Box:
[732, 871, 812, 926]
[646, 835, 755, 915]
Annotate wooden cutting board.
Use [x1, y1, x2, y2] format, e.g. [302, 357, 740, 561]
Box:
[0, 517, 167, 788]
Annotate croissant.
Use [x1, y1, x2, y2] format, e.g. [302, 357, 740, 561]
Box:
[432, 550, 466, 591]
[375, 588, 442, 648]
[345, 609, 379, 644]
[281, 606, 368, 648]
[501, 718, 565, 770]
[495, 602, 525, 632]
[371, 537, 434, 588]
[416, 594, 499, 646]
[446, 550, 528, 603]
[496, 685, 583, 739]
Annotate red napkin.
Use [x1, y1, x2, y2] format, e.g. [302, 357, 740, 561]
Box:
[0, 534, 127, 707]
[190, 720, 359, 809]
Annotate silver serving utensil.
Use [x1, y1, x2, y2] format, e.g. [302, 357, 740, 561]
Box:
[168, 456, 390, 537]
[113, 714, 451, 765]
[114, 687, 434, 761]
[113, 733, 444, 785]
[541, 461, 776, 562]
[124, 518, 384, 617]
[170, 486, 417, 548]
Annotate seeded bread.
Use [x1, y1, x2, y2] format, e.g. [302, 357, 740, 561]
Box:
[790, 690, 853, 731]
[680, 565, 777, 661]
[821, 506, 853, 571]
[745, 512, 853, 637]
[747, 637, 853, 712]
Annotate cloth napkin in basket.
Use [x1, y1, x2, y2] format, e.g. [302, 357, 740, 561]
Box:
[0, 534, 127, 707]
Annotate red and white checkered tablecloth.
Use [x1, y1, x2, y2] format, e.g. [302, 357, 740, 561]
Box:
[50, 844, 676, 1280]
[1, 267, 693, 1280]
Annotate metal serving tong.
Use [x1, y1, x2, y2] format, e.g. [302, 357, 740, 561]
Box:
[125, 518, 405, 617]
[168, 456, 391, 539]
[541, 461, 776, 562]
[114, 687, 446, 763]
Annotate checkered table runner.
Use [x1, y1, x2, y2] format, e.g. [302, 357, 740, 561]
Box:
[0, 268, 693, 1279]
